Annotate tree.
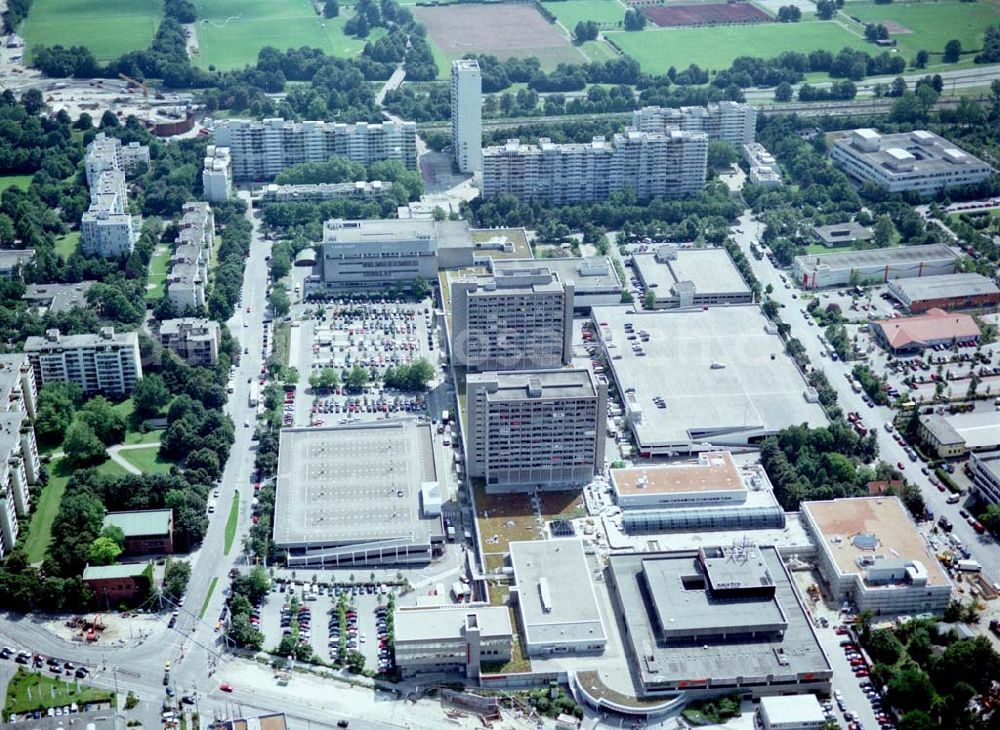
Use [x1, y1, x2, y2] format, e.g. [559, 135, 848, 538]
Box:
[63, 421, 108, 466]
[944, 39, 962, 62]
[345, 365, 369, 391]
[866, 628, 904, 665]
[774, 81, 794, 102]
[101, 525, 125, 550]
[643, 289, 656, 310]
[816, 0, 835, 19]
[623, 9, 646, 30]
[707, 141, 738, 172]
[187, 448, 221, 480]
[163, 560, 191, 600]
[412, 276, 431, 299]
[87, 537, 122, 566]
[887, 666, 936, 713]
[777, 5, 801, 22]
[873, 215, 896, 247]
[914, 49, 929, 68]
[78, 396, 127, 446]
[323, 0, 339, 18]
[346, 649, 366, 673]
[269, 287, 291, 318]
[573, 20, 599, 42]
[133, 374, 171, 418]
[898, 711, 936, 730]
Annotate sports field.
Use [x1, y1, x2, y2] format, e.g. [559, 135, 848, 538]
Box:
[22, 0, 161, 62]
[607, 21, 871, 73]
[542, 0, 628, 29]
[847, 0, 999, 58]
[194, 0, 383, 70]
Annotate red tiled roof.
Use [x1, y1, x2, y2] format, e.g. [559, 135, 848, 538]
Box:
[874, 308, 980, 350]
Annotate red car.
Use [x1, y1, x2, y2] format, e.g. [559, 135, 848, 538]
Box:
[220, 683, 234, 693]
[897, 462, 905, 470]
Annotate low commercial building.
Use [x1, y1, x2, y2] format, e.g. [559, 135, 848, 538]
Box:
[633, 246, 751, 309]
[261, 180, 392, 202]
[273, 419, 445, 567]
[802, 497, 952, 615]
[969, 450, 1000, 506]
[591, 305, 825, 456]
[103, 509, 174, 556]
[871, 308, 980, 354]
[831, 129, 991, 194]
[25, 327, 142, 396]
[466, 369, 606, 493]
[451, 266, 573, 372]
[812, 222, 873, 248]
[0, 353, 38, 418]
[743, 142, 781, 188]
[508, 539, 607, 656]
[202, 145, 232, 203]
[0, 249, 34, 278]
[793, 243, 959, 290]
[758, 695, 827, 730]
[918, 411, 1000, 458]
[606, 544, 831, 699]
[83, 563, 153, 606]
[394, 605, 512, 679]
[22, 281, 94, 314]
[610, 451, 784, 533]
[492, 256, 623, 312]
[887, 273, 1000, 313]
[159, 317, 221, 366]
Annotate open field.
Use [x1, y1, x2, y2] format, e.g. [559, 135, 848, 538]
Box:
[3, 668, 114, 719]
[54, 231, 80, 260]
[119, 445, 173, 474]
[23, 459, 71, 564]
[542, 0, 627, 29]
[642, 2, 771, 27]
[22, 0, 161, 63]
[194, 0, 383, 70]
[146, 244, 171, 302]
[607, 21, 871, 72]
[413, 4, 585, 72]
[846, 0, 1000, 58]
[0, 174, 34, 192]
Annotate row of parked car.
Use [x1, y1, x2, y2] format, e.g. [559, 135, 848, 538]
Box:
[1, 648, 90, 679]
[834, 628, 896, 730]
[374, 604, 394, 675]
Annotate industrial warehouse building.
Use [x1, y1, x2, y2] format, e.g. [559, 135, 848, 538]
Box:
[609, 451, 784, 533]
[273, 419, 445, 567]
[633, 246, 752, 309]
[801, 497, 953, 615]
[793, 243, 959, 289]
[831, 129, 991, 194]
[606, 544, 831, 699]
[887, 273, 1000, 313]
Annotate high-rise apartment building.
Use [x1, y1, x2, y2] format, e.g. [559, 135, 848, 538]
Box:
[202, 145, 233, 202]
[24, 327, 142, 396]
[0, 409, 40, 559]
[167, 202, 214, 313]
[81, 169, 139, 258]
[159, 318, 221, 366]
[0, 353, 38, 418]
[451, 59, 482, 174]
[213, 118, 418, 181]
[84, 132, 150, 186]
[465, 369, 606, 492]
[631, 101, 758, 147]
[481, 130, 707, 204]
[451, 266, 573, 372]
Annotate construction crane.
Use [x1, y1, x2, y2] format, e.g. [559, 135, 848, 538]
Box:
[118, 72, 150, 120]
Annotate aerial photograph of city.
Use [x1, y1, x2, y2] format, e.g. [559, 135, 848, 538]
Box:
[0, 0, 999, 728]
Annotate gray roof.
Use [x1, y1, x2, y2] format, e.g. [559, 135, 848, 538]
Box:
[813, 222, 873, 245]
[493, 256, 622, 294]
[25, 327, 137, 352]
[0, 248, 35, 272]
[634, 248, 749, 298]
[609, 546, 831, 689]
[0, 411, 26, 465]
[889, 273, 1000, 303]
[509, 539, 607, 650]
[159, 317, 219, 338]
[793, 243, 958, 275]
[930, 411, 1000, 451]
[833, 129, 991, 178]
[592, 305, 826, 450]
[0, 354, 27, 401]
[103, 509, 172, 537]
[468, 369, 598, 402]
[273, 419, 440, 548]
[82, 563, 150, 580]
[759, 695, 826, 724]
[395, 605, 512, 644]
[920, 414, 965, 446]
[23, 281, 95, 312]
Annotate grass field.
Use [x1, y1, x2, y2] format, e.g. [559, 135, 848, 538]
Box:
[607, 21, 871, 73]
[22, 0, 161, 63]
[580, 39, 620, 62]
[542, 0, 627, 29]
[0, 174, 34, 192]
[146, 244, 171, 302]
[847, 0, 999, 59]
[3, 668, 114, 719]
[224, 490, 240, 555]
[194, 0, 383, 70]
[23, 459, 71, 564]
[118, 445, 173, 475]
[54, 232, 80, 260]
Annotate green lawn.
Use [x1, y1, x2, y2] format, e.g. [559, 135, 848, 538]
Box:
[224, 490, 240, 556]
[194, 0, 385, 70]
[847, 0, 999, 59]
[96, 459, 130, 478]
[54, 231, 80, 260]
[580, 39, 620, 63]
[3, 668, 114, 720]
[606, 21, 872, 73]
[542, 0, 627, 29]
[199, 576, 218, 620]
[23, 458, 72, 564]
[118, 445, 173, 475]
[22, 0, 161, 63]
[146, 244, 171, 302]
[0, 174, 34, 192]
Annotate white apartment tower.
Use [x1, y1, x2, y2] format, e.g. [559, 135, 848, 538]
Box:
[84, 132, 150, 186]
[466, 369, 607, 493]
[166, 202, 214, 313]
[81, 169, 139, 258]
[24, 327, 142, 396]
[213, 118, 418, 181]
[202, 145, 233, 202]
[451, 59, 482, 174]
[632, 102, 758, 147]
